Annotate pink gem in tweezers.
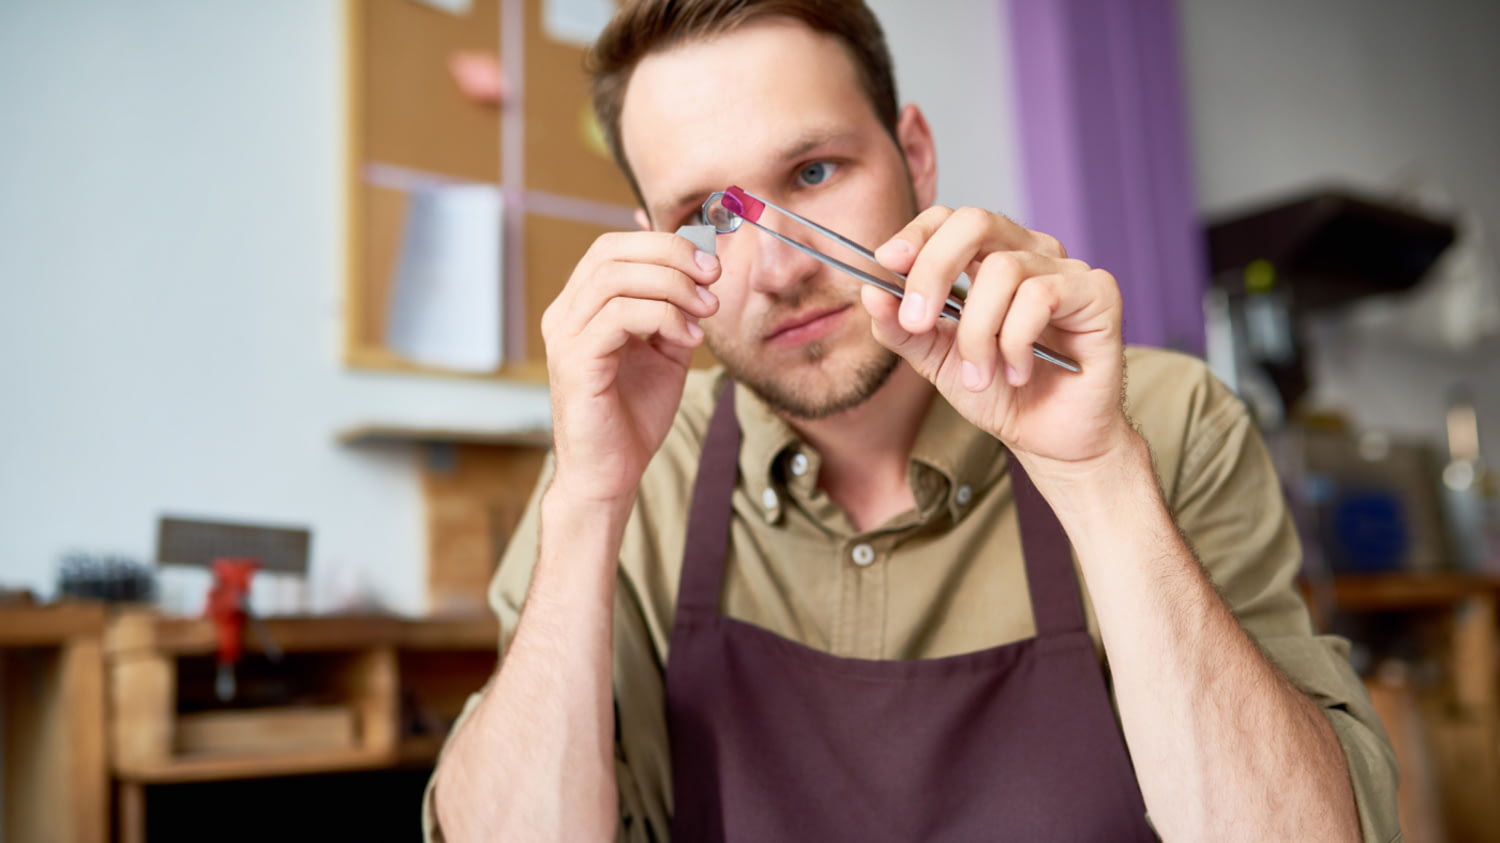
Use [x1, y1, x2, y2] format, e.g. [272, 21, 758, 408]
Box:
[720, 185, 765, 223]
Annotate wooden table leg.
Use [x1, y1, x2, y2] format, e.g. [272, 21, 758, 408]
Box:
[1437, 594, 1500, 842]
[118, 780, 147, 843]
[63, 638, 108, 843]
[3, 639, 108, 843]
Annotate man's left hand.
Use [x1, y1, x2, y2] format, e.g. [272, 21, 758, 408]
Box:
[867, 206, 1135, 471]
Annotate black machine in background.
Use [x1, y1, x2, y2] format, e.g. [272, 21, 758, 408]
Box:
[1203, 186, 1457, 425]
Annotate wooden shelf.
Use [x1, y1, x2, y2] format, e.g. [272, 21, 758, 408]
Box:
[1307, 572, 1500, 612]
[0, 602, 108, 646]
[336, 423, 553, 449]
[342, 348, 552, 384]
[106, 610, 499, 657]
[115, 748, 395, 785]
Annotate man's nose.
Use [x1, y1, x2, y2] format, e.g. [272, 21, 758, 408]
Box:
[741, 212, 824, 297]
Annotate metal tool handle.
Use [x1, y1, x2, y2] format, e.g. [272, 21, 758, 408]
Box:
[745, 190, 966, 315]
[741, 217, 1079, 373]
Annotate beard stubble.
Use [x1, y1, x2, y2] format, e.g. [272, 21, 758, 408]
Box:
[703, 286, 900, 421]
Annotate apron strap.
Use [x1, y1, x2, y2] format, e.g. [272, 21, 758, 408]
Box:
[1011, 459, 1088, 636]
[675, 379, 741, 615]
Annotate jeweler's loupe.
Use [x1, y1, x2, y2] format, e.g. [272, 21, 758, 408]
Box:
[700, 191, 743, 234]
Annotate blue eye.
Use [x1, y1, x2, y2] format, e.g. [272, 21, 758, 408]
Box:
[797, 162, 836, 186]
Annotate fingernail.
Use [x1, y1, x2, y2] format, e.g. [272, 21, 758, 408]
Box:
[697, 285, 718, 306]
[694, 250, 718, 271]
[962, 360, 983, 390]
[879, 239, 915, 262]
[1005, 365, 1021, 386]
[900, 291, 927, 325]
[686, 321, 704, 340]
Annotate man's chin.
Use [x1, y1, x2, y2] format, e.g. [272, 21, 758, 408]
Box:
[715, 345, 900, 421]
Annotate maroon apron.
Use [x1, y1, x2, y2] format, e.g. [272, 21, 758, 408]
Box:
[664, 384, 1155, 841]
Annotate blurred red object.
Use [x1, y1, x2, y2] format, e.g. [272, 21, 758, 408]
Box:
[205, 557, 260, 701]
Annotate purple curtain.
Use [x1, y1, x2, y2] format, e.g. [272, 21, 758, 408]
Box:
[1007, 0, 1207, 353]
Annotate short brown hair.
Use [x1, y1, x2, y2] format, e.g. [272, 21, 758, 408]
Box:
[587, 0, 899, 208]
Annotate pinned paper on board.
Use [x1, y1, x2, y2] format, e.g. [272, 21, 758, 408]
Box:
[385, 184, 504, 372]
[544, 0, 616, 47]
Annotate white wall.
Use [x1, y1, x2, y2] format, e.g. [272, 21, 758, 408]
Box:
[1181, 0, 1500, 458]
[868, 0, 1025, 218]
[0, 1, 551, 615]
[0, 0, 1020, 614]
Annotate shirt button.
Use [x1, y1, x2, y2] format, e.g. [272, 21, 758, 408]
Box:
[851, 543, 876, 567]
[790, 452, 810, 477]
[762, 488, 779, 510]
[956, 484, 973, 506]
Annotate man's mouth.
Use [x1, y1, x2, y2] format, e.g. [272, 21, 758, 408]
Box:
[764, 304, 852, 346]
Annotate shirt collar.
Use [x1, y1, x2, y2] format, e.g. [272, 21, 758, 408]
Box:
[908, 393, 1010, 523]
[732, 379, 1008, 526]
[734, 381, 800, 524]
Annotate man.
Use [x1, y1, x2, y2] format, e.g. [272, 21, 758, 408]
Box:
[427, 1, 1397, 840]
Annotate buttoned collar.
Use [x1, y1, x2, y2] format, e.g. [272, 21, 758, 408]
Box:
[733, 381, 799, 525]
[732, 379, 1009, 527]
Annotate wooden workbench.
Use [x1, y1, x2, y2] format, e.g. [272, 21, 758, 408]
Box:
[105, 609, 497, 843]
[0, 603, 499, 843]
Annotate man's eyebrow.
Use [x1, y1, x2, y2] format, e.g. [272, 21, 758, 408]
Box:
[771, 127, 857, 166]
[656, 127, 858, 222]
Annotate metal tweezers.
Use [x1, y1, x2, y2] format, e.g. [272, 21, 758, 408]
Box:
[706, 186, 1081, 373]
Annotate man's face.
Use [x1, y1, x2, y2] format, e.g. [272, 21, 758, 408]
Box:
[620, 18, 931, 420]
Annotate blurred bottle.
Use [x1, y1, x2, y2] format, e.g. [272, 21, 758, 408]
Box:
[1439, 386, 1499, 571]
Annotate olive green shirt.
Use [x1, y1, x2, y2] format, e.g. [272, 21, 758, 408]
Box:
[425, 347, 1399, 842]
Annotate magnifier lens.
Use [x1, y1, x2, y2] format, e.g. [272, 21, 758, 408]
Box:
[700, 192, 743, 233]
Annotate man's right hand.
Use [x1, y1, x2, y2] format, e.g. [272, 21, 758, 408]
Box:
[541, 231, 721, 505]
[436, 230, 716, 842]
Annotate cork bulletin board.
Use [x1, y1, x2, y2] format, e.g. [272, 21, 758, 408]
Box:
[343, 0, 637, 380]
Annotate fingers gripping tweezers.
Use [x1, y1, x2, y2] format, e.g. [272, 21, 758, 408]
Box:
[705, 186, 1081, 374]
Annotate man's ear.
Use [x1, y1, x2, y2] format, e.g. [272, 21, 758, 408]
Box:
[895, 103, 938, 208]
[634, 208, 652, 231]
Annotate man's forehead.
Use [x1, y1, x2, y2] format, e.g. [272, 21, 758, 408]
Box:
[618, 19, 875, 214]
[620, 18, 860, 135]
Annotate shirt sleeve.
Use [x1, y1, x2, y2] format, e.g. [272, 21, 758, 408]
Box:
[421, 453, 664, 842]
[1150, 354, 1400, 843]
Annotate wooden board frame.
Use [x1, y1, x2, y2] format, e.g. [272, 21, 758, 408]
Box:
[342, 0, 638, 381]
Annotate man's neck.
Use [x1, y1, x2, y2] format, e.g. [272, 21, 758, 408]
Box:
[779, 365, 935, 532]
